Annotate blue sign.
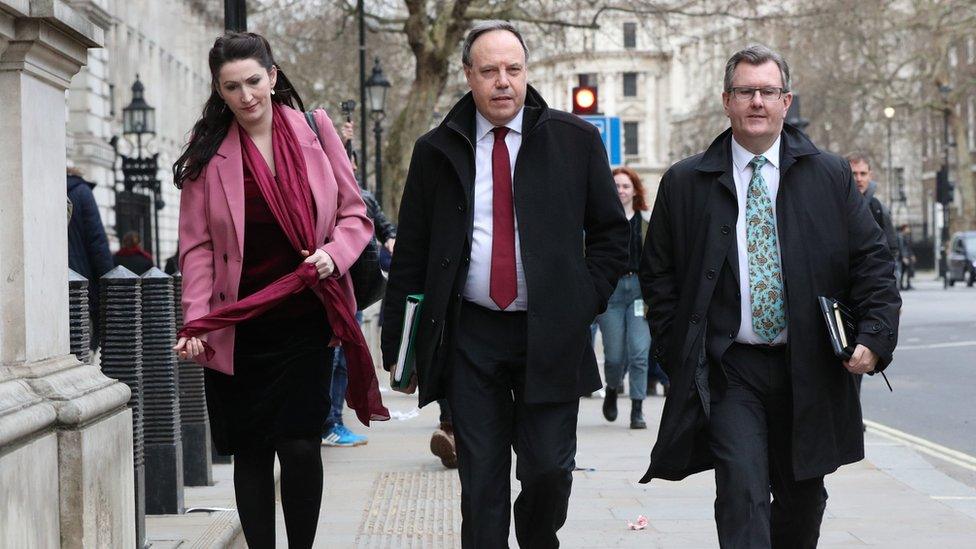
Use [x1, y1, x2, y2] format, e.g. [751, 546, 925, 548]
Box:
[580, 115, 622, 166]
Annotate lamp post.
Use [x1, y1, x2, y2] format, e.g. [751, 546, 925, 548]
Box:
[884, 106, 895, 212]
[365, 57, 391, 207]
[224, 0, 247, 32]
[120, 75, 162, 265]
[938, 84, 952, 288]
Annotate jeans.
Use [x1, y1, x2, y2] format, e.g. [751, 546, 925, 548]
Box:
[596, 274, 650, 401]
[326, 311, 363, 430]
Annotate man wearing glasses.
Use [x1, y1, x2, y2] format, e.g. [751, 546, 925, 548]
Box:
[638, 45, 900, 547]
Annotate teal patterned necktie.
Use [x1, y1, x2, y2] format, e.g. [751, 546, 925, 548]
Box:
[746, 155, 786, 342]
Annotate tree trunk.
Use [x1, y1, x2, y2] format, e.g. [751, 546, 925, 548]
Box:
[952, 112, 974, 234]
[381, 58, 451, 221]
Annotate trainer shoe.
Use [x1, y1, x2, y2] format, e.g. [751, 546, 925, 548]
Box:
[322, 424, 368, 447]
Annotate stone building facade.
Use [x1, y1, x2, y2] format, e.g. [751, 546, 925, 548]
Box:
[1, 1, 134, 546]
[66, 0, 221, 266]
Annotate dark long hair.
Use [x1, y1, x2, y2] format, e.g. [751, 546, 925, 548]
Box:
[172, 32, 305, 188]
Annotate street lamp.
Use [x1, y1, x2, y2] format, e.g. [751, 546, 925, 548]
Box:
[365, 57, 391, 206]
[122, 75, 156, 156]
[884, 106, 895, 212]
[119, 75, 162, 266]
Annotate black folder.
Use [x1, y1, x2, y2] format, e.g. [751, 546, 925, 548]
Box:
[817, 296, 892, 391]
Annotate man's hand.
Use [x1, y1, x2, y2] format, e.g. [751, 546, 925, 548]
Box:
[389, 368, 417, 394]
[843, 344, 878, 375]
[384, 238, 396, 253]
[301, 249, 335, 279]
[341, 121, 354, 142]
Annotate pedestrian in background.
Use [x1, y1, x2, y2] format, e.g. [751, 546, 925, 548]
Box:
[847, 153, 899, 272]
[598, 166, 652, 430]
[113, 231, 154, 275]
[321, 121, 396, 448]
[382, 21, 628, 547]
[172, 32, 377, 548]
[67, 169, 113, 349]
[640, 45, 900, 548]
[898, 224, 916, 290]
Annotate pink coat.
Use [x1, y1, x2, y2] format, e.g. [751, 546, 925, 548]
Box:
[178, 106, 372, 375]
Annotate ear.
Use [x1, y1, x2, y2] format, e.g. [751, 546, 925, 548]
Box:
[782, 91, 793, 114]
[269, 65, 278, 89]
[722, 91, 731, 117]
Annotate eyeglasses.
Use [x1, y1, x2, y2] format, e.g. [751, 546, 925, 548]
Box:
[729, 86, 786, 102]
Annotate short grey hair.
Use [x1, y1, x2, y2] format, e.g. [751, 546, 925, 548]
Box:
[723, 44, 791, 93]
[461, 20, 529, 67]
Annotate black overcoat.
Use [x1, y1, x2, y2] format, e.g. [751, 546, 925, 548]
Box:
[639, 126, 901, 483]
[381, 86, 629, 407]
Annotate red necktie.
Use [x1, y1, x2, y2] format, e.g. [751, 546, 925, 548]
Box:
[490, 127, 517, 310]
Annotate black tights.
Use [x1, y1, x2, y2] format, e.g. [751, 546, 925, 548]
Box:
[233, 437, 323, 548]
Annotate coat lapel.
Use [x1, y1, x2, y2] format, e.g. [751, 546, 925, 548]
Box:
[214, 121, 245, 256]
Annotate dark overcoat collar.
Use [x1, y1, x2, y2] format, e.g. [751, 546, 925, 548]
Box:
[426, 84, 550, 202]
[695, 123, 820, 194]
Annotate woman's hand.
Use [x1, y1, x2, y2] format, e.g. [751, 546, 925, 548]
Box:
[301, 249, 335, 279]
[173, 336, 206, 359]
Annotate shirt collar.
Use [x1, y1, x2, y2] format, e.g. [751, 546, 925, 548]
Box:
[475, 107, 524, 142]
[731, 134, 781, 172]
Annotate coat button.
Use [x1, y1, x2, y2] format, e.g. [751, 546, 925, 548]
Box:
[457, 203, 465, 212]
[441, 258, 451, 268]
[430, 318, 437, 326]
[705, 269, 716, 280]
[721, 225, 731, 235]
[690, 313, 700, 324]
[219, 292, 226, 301]
[728, 332, 735, 339]
[873, 323, 881, 332]
[464, 256, 470, 264]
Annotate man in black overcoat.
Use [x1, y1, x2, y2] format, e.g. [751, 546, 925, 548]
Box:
[381, 20, 629, 548]
[639, 45, 901, 548]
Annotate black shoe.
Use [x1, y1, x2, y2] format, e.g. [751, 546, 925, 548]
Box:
[602, 387, 618, 422]
[630, 399, 647, 429]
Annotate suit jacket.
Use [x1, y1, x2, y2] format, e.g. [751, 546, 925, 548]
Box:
[178, 106, 372, 375]
[639, 125, 901, 482]
[381, 86, 630, 406]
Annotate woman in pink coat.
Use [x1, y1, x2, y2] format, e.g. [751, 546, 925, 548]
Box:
[172, 32, 372, 547]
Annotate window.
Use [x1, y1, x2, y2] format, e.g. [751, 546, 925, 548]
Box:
[578, 73, 594, 87]
[623, 22, 636, 49]
[624, 122, 639, 155]
[623, 73, 638, 97]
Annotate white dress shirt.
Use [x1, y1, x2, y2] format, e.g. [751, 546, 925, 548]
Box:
[462, 108, 528, 311]
[731, 135, 788, 345]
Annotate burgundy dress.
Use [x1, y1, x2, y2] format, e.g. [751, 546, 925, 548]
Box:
[204, 156, 333, 455]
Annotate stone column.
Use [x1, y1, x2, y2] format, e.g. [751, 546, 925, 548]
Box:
[0, 2, 134, 547]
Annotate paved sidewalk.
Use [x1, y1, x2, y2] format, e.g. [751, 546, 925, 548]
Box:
[148, 387, 976, 547]
[309, 390, 976, 548]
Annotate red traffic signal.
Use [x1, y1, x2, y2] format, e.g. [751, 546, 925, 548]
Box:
[572, 86, 599, 115]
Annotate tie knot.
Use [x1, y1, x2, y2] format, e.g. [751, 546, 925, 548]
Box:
[492, 126, 510, 141]
[750, 155, 767, 171]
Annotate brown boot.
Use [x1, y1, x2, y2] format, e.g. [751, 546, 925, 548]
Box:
[430, 422, 458, 469]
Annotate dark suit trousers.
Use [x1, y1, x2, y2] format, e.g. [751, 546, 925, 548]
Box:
[708, 343, 828, 549]
[448, 301, 579, 549]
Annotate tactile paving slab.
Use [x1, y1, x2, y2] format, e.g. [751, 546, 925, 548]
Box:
[357, 470, 462, 548]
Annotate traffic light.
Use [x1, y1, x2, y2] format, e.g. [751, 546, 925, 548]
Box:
[572, 86, 599, 115]
[936, 166, 955, 204]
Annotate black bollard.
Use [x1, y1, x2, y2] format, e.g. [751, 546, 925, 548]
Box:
[68, 269, 91, 364]
[172, 273, 213, 486]
[99, 266, 146, 547]
[140, 268, 184, 514]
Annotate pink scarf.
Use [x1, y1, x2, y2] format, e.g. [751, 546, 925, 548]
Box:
[178, 104, 389, 426]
